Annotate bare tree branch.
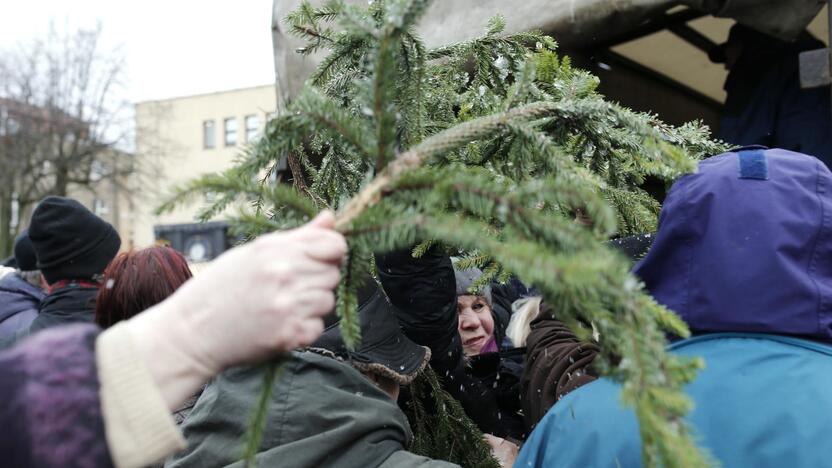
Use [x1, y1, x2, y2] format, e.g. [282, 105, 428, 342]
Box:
[0, 24, 132, 255]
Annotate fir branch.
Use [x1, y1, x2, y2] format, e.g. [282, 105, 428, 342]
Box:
[372, 27, 398, 172]
[335, 101, 560, 230]
[285, 0, 344, 54]
[386, 0, 432, 31]
[292, 88, 376, 160]
[427, 30, 544, 60]
[334, 244, 372, 349]
[164, 2, 726, 466]
[405, 366, 501, 468]
[311, 34, 370, 86]
[241, 358, 285, 468]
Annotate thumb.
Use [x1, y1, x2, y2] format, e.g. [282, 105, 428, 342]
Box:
[305, 210, 336, 230]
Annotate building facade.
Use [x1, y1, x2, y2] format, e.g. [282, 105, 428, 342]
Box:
[0, 97, 135, 258]
[133, 84, 277, 260]
[66, 149, 135, 249]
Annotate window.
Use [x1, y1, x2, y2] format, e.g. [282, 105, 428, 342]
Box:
[203, 120, 215, 149]
[93, 198, 109, 216]
[10, 192, 19, 231]
[0, 107, 19, 137]
[6, 117, 19, 135]
[0, 106, 7, 136]
[245, 115, 259, 143]
[90, 160, 106, 182]
[224, 117, 237, 146]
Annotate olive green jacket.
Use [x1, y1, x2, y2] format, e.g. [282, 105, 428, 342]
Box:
[166, 351, 458, 468]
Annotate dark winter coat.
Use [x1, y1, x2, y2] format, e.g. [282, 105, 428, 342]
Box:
[172, 388, 203, 425]
[719, 33, 832, 168]
[0, 269, 44, 341]
[0, 282, 100, 349]
[520, 304, 599, 430]
[167, 351, 457, 468]
[520, 234, 657, 429]
[376, 248, 526, 441]
[29, 282, 100, 333]
[517, 148, 832, 467]
[0, 324, 113, 467]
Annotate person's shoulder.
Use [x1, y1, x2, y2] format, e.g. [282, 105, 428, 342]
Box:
[671, 333, 832, 357]
[519, 377, 639, 467]
[0, 273, 42, 298]
[0, 269, 21, 291]
[0, 266, 14, 280]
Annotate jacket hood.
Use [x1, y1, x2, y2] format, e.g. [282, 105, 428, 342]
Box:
[633, 147, 832, 340]
[0, 272, 44, 323]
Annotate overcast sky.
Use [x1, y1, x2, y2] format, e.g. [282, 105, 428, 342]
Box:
[0, 0, 275, 103]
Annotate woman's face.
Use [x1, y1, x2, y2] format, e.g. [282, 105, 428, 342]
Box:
[457, 295, 495, 356]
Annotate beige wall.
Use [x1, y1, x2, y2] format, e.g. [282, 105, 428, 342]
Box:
[66, 150, 135, 250]
[132, 84, 277, 248]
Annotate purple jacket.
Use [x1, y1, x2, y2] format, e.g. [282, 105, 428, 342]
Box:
[635, 146, 832, 339]
[518, 147, 832, 467]
[0, 271, 44, 341]
[0, 324, 113, 468]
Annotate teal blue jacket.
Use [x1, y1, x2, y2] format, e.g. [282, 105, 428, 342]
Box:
[516, 333, 832, 467]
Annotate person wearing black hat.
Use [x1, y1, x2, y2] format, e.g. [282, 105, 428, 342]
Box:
[19, 196, 121, 339]
[375, 247, 527, 442]
[167, 277, 468, 468]
[710, 23, 832, 168]
[0, 229, 46, 341]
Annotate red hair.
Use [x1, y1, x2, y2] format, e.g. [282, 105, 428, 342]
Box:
[95, 246, 193, 328]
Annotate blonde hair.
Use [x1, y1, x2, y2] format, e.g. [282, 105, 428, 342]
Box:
[506, 296, 542, 347]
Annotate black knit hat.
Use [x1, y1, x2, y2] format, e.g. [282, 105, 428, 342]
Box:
[312, 277, 430, 385]
[13, 229, 38, 271]
[28, 196, 121, 284]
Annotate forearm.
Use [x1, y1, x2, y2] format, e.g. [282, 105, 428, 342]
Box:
[120, 299, 213, 410]
[96, 312, 189, 467]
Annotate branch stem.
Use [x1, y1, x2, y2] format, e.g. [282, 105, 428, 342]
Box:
[335, 101, 558, 230]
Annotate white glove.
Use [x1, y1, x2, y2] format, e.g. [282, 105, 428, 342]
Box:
[125, 211, 346, 408]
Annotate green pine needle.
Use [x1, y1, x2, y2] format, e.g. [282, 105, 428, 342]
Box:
[241, 358, 285, 468]
[161, 0, 730, 465]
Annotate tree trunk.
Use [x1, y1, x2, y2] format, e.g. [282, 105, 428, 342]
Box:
[0, 191, 13, 258]
[54, 165, 69, 197]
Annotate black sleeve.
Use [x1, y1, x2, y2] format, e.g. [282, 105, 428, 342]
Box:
[377, 248, 456, 344]
[489, 281, 519, 345]
[376, 248, 461, 372]
[376, 248, 503, 435]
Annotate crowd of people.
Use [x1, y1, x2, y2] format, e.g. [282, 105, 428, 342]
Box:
[1, 5, 830, 462]
[2, 145, 831, 468]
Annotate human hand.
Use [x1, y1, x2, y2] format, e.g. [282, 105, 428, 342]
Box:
[126, 211, 346, 408]
[484, 434, 519, 468]
[167, 210, 346, 374]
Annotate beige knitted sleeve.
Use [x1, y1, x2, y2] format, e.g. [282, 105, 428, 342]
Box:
[96, 322, 186, 468]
